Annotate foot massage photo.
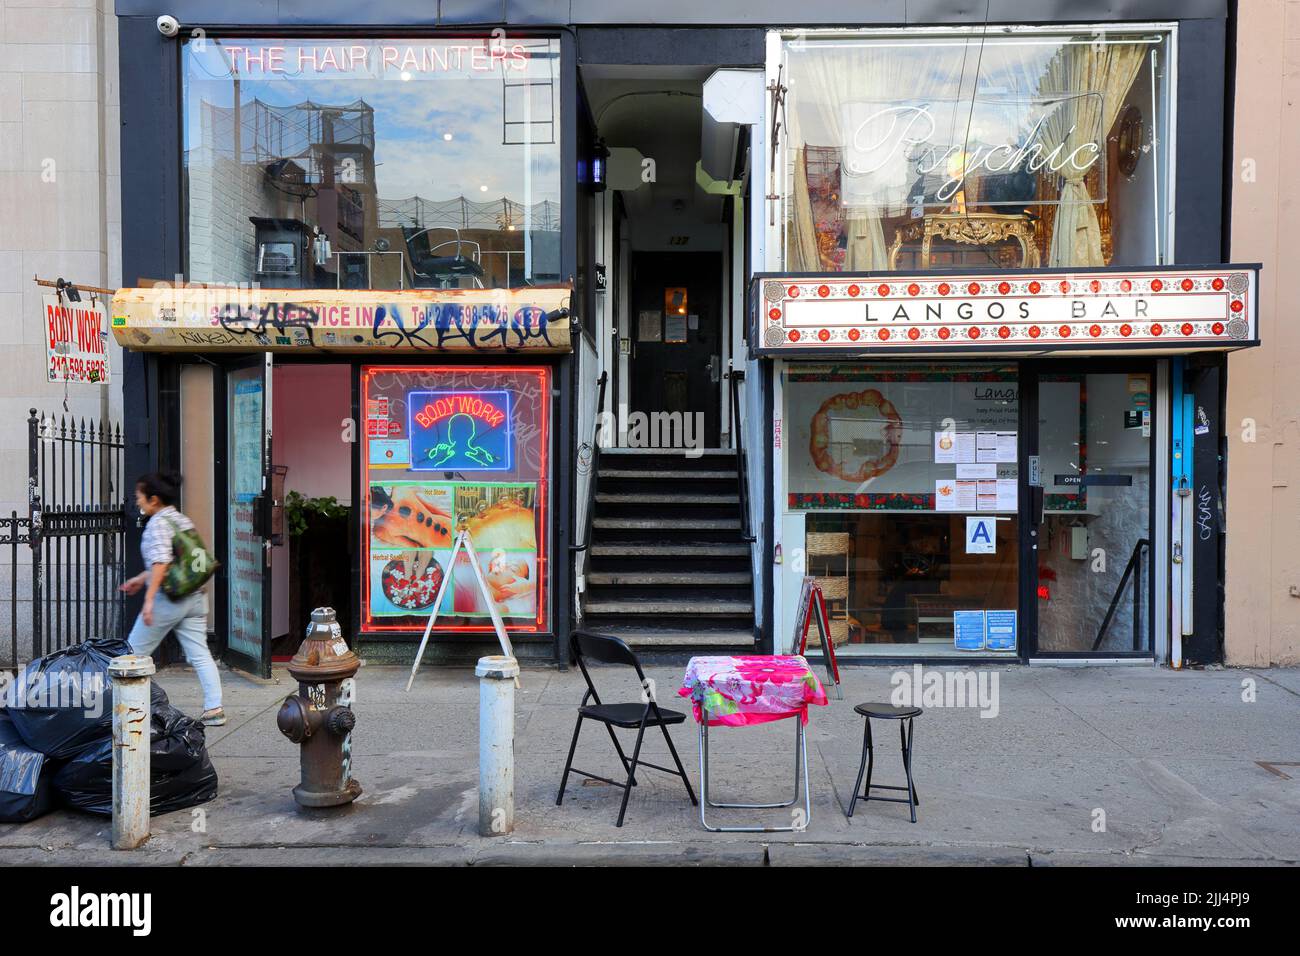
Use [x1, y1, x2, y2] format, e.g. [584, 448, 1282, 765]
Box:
[368, 483, 539, 619]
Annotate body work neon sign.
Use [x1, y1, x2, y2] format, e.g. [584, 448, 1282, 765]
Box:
[409, 389, 514, 471]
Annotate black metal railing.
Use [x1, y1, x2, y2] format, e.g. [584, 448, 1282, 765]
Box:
[24, 409, 127, 662]
[571, 371, 608, 556]
[1091, 538, 1150, 652]
[728, 366, 755, 543]
[1, 513, 33, 669]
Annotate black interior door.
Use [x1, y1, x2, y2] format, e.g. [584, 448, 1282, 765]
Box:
[629, 251, 721, 447]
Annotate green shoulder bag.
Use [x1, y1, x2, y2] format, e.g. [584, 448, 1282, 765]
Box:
[161, 517, 219, 599]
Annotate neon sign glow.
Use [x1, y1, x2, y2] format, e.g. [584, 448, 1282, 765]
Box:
[408, 389, 513, 472]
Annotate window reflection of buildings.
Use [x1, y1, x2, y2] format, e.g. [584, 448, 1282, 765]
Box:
[188, 96, 561, 288]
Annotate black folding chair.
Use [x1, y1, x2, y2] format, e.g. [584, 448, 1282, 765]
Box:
[555, 630, 698, 827]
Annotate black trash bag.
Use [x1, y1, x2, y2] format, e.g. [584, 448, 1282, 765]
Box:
[0, 710, 58, 823]
[52, 701, 218, 817]
[3, 637, 168, 760]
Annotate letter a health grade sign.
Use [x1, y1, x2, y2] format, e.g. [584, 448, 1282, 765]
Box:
[43, 294, 111, 384]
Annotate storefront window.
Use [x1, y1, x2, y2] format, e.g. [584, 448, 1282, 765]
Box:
[183, 38, 562, 289]
[361, 366, 550, 634]
[779, 29, 1172, 272]
[784, 365, 1019, 654]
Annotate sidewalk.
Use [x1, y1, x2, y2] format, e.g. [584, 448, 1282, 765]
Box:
[2, 661, 1297, 866]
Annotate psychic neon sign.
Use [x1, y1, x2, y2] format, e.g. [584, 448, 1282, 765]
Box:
[840, 96, 1107, 207]
[408, 390, 513, 472]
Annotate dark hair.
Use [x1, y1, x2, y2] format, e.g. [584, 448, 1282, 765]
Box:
[136, 471, 183, 507]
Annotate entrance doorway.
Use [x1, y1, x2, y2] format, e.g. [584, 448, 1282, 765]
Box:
[580, 65, 739, 453]
[629, 251, 722, 447]
[215, 359, 353, 677]
[1024, 362, 1156, 657]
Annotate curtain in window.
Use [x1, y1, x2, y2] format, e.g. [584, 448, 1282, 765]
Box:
[786, 42, 952, 271]
[1039, 41, 1147, 267]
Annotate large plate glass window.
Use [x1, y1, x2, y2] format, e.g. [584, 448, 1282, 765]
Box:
[360, 365, 551, 637]
[784, 364, 1020, 657]
[777, 27, 1173, 272]
[183, 37, 562, 289]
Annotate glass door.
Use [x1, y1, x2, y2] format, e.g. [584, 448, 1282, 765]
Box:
[1026, 363, 1155, 657]
[221, 356, 273, 676]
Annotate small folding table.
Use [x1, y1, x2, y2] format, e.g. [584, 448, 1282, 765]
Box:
[678, 655, 828, 833]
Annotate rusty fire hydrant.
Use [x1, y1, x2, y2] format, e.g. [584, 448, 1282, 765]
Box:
[276, 607, 363, 808]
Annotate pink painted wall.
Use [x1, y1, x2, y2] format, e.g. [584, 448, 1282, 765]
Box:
[271, 364, 352, 638]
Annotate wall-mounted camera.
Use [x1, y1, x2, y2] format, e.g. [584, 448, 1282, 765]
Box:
[156, 15, 180, 37]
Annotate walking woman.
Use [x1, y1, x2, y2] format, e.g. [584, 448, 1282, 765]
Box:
[119, 471, 226, 726]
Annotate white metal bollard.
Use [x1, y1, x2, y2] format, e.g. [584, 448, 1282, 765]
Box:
[476, 655, 519, 837]
[109, 655, 155, 850]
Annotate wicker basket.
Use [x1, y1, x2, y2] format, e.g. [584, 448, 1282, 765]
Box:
[805, 532, 850, 556]
[806, 617, 850, 648]
[814, 575, 849, 601]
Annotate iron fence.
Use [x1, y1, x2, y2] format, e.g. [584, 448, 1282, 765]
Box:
[4, 409, 128, 667]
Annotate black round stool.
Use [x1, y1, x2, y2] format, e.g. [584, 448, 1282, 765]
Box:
[846, 703, 921, 823]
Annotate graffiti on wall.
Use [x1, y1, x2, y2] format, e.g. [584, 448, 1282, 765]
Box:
[110, 286, 573, 354]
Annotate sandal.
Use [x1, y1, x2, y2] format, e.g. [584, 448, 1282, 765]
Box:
[200, 708, 227, 727]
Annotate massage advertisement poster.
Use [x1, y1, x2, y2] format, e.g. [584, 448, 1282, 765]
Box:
[367, 481, 539, 621]
[361, 366, 550, 633]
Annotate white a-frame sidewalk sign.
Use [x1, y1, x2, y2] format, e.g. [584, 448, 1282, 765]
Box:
[405, 527, 517, 691]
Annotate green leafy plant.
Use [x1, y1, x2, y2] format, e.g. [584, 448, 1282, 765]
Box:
[284, 491, 350, 537]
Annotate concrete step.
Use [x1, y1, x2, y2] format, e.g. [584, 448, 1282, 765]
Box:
[601, 447, 736, 456]
[594, 628, 757, 648]
[584, 598, 754, 616]
[595, 493, 739, 505]
[586, 571, 751, 586]
[599, 469, 737, 480]
[593, 517, 740, 531]
[590, 542, 750, 557]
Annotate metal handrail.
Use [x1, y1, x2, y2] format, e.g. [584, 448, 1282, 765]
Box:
[571, 371, 608, 555]
[1091, 537, 1150, 652]
[728, 365, 756, 543]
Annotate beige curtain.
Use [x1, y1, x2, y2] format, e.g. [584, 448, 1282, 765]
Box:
[1040, 41, 1148, 266]
[786, 42, 951, 271]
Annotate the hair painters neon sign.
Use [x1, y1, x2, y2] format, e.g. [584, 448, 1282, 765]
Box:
[408, 390, 513, 472]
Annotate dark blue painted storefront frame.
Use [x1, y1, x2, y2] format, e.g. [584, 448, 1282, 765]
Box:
[117, 3, 1234, 664]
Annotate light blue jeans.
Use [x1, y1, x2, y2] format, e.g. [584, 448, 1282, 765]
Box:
[128, 590, 223, 711]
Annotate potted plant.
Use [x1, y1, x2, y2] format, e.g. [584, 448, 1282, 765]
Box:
[281, 491, 353, 657]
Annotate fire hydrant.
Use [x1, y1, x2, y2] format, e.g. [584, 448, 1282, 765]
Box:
[276, 607, 363, 808]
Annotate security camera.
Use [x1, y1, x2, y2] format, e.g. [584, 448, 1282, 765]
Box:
[156, 15, 180, 37]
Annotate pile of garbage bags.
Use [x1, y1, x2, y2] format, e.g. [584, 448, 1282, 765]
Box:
[0, 636, 218, 822]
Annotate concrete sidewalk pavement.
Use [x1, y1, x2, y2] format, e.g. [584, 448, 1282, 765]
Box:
[1, 661, 1297, 866]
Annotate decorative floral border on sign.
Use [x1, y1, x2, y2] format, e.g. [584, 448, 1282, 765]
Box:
[788, 492, 934, 510]
[759, 269, 1257, 352]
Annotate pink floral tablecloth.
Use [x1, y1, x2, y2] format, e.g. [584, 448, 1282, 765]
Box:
[678, 655, 828, 727]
